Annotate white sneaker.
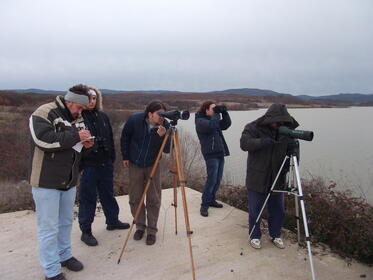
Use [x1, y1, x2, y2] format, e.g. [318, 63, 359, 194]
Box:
[271, 237, 285, 249]
[250, 238, 261, 249]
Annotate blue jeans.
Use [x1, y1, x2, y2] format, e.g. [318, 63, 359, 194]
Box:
[32, 186, 76, 278]
[78, 164, 119, 232]
[247, 189, 285, 239]
[201, 157, 225, 208]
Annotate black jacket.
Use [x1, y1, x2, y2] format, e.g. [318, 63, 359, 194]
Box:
[195, 111, 231, 160]
[240, 104, 299, 194]
[81, 110, 115, 167]
[29, 96, 82, 189]
[120, 112, 170, 167]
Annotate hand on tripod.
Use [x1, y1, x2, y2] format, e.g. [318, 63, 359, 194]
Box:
[157, 125, 166, 137]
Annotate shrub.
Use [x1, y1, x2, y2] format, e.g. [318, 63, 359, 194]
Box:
[287, 177, 373, 264]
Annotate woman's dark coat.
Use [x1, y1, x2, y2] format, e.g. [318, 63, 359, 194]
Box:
[195, 111, 231, 160]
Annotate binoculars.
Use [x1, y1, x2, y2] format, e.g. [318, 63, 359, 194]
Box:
[213, 105, 227, 114]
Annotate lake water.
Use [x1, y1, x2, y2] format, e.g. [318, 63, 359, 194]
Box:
[178, 107, 373, 203]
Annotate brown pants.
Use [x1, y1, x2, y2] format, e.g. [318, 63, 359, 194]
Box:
[128, 162, 161, 235]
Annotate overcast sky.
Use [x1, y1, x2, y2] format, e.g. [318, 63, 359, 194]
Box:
[0, 0, 372, 95]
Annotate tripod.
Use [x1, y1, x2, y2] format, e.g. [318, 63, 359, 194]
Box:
[248, 154, 316, 280]
[117, 123, 196, 280]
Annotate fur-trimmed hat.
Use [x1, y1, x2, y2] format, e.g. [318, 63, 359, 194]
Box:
[85, 85, 103, 111]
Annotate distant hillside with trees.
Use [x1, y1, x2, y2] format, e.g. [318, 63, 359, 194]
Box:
[0, 89, 363, 110]
[7, 87, 373, 106]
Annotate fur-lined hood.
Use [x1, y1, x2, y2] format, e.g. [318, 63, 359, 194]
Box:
[86, 85, 103, 111]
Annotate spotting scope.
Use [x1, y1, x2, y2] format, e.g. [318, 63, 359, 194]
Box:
[278, 126, 314, 141]
[159, 110, 190, 122]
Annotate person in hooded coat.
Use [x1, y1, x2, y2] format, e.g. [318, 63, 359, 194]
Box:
[78, 85, 130, 247]
[240, 103, 299, 250]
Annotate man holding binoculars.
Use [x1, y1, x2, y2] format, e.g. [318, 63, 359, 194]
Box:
[195, 101, 231, 217]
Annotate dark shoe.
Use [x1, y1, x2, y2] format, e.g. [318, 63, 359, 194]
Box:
[106, 220, 130, 231]
[146, 234, 156, 245]
[200, 206, 208, 217]
[81, 232, 98, 246]
[133, 229, 145, 241]
[210, 201, 223, 208]
[45, 273, 66, 280]
[61, 257, 84, 272]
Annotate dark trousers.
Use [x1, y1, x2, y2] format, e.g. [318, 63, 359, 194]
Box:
[247, 189, 285, 239]
[201, 157, 225, 208]
[78, 164, 119, 232]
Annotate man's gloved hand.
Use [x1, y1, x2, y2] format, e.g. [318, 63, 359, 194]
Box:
[261, 137, 276, 149]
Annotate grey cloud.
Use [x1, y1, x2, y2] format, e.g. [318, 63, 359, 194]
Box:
[0, 0, 372, 94]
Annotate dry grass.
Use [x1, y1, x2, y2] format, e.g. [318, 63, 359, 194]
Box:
[0, 180, 34, 213]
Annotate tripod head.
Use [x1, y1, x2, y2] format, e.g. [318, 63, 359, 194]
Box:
[170, 119, 179, 126]
[286, 138, 300, 157]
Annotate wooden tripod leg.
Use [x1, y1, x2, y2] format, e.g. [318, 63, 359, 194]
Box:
[172, 165, 178, 235]
[170, 147, 178, 235]
[117, 131, 170, 264]
[172, 130, 196, 280]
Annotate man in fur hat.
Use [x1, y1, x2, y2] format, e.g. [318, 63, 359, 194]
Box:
[78, 85, 130, 247]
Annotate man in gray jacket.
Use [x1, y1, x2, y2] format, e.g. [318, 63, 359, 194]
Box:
[29, 86, 93, 280]
[240, 103, 299, 250]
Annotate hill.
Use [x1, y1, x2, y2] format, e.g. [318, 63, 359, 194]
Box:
[208, 88, 284, 96]
[2, 88, 373, 108]
[5, 87, 373, 104]
[298, 93, 373, 103]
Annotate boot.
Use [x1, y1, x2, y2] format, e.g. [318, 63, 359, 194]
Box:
[106, 220, 130, 231]
[81, 231, 98, 246]
[60, 257, 83, 271]
[200, 206, 208, 217]
[45, 273, 66, 280]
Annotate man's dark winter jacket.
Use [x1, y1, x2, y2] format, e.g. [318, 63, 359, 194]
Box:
[80, 87, 115, 167]
[195, 111, 231, 160]
[29, 96, 82, 190]
[120, 112, 170, 168]
[240, 103, 299, 194]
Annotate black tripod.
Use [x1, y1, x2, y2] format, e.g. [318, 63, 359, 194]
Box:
[249, 153, 316, 280]
[117, 122, 196, 280]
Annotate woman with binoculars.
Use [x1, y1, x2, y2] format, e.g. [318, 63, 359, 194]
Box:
[195, 101, 231, 217]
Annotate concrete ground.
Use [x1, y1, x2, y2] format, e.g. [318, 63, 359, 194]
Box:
[0, 188, 371, 280]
